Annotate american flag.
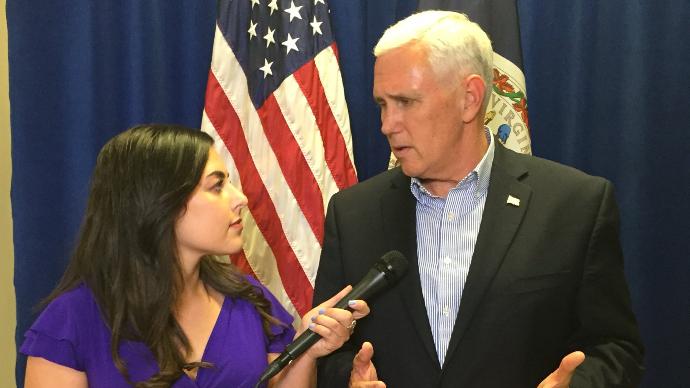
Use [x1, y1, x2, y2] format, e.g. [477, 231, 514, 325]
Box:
[201, 0, 357, 321]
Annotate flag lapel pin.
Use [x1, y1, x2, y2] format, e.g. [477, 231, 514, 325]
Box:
[506, 195, 520, 207]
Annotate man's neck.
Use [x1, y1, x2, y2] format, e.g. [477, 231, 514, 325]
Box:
[419, 126, 489, 197]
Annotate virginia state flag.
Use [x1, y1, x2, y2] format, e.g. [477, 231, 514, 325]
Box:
[419, 0, 531, 154]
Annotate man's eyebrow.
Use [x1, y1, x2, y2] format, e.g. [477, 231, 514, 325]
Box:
[375, 91, 417, 100]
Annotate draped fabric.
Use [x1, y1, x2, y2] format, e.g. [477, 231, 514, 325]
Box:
[417, 0, 531, 156]
[7, 1, 217, 384]
[328, 0, 418, 179]
[8, 1, 689, 387]
[201, 0, 358, 319]
[520, 2, 690, 385]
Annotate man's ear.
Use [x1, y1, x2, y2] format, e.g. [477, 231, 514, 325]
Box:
[461, 74, 487, 123]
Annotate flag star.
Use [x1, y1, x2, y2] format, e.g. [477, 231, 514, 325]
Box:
[259, 59, 273, 78]
[248, 20, 258, 39]
[263, 27, 276, 47]
[310, 15, 323, 35]
[284, 1, 303, 22]
[250, 0, 260, 9]
[314, 0, 325, 5]
[268, 0, 279, 15]
[282, 33, 300, 54]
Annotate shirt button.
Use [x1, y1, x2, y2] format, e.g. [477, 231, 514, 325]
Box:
[442, 306, 450, 316]
[444, 257, 452, 265]
[447, 212, 455, 221]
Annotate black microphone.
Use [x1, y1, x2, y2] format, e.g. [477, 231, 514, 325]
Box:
[254, 250, 408, 387]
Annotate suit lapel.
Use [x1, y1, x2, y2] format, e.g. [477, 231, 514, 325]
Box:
[443, 143, 532, 368]
[381, 169, 440, 367]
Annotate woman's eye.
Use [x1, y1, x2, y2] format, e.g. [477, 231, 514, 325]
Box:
[212, 180, 224, 192]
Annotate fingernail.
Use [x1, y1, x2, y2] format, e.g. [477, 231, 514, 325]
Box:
[309, 323, 315, 329]
[318, 308, 325, 315]
[311, 315, 316, 322]
[348, 300, 356, 307]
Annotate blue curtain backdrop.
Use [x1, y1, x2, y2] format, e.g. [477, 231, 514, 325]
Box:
[8, 1, 689, 387]
[519, 2, 690, 385]
[7, 1, 217, 384]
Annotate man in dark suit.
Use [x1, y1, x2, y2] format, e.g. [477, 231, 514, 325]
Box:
[313, 10, 644, 388]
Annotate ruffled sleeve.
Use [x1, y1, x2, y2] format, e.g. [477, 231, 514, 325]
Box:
[246, 276, 297, 353]
[19, 285, 91, 371]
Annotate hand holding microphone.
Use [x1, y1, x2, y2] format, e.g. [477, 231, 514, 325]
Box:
[299, 284, 370, 359]
[255, 250, 408, 386]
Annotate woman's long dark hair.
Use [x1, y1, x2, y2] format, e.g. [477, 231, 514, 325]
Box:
[44, 124, 277, 387]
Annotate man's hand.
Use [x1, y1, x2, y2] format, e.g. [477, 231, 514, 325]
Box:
[349, 342, 386, 388]
[537, 351, 586, 388]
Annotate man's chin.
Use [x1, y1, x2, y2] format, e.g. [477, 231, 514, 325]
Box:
[399, 163, 418, 178]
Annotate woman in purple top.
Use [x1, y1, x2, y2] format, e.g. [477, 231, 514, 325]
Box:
[21, 124, 368, 387]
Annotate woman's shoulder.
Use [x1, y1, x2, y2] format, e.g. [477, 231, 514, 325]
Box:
[241, 274, 275, 300]
[44, 284, 104, 325]
[48, 283, 96, 306]
[240, 275, 294, 327]
[241, 275, 285, 312]
[218, 275, 296, 353]
[35, 284, 100, 324]
[28, 283, 105, 334]
[20, 284, 104, 371]
[243, 273, 262, 287]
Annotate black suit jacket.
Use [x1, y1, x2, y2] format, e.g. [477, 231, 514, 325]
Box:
[313, 141, 644, 387]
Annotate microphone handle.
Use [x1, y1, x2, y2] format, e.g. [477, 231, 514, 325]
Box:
[255, 268, 388, 387]
[288, 268, 389, 355]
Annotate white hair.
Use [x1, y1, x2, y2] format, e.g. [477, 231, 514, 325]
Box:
[374, 10, 494, 108]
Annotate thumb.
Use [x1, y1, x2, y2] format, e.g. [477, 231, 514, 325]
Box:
[554, 351, 585, 381]
[353, 341, 375, 370]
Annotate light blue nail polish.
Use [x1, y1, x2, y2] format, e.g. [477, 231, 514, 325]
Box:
[348, 300, 356, 307]
[311, 315, 316, 322]
[308, 323, 315, 329]
[318, 308, 325, 314]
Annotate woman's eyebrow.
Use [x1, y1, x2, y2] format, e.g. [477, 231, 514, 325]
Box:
[205, 170, 228, 179]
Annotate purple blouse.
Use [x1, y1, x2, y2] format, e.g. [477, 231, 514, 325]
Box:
[20, 277, 296, 387]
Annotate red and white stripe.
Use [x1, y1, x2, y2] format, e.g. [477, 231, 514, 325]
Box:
[202, 25, 357, 321]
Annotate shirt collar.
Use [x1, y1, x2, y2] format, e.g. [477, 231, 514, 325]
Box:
[410, 127, 495, 199]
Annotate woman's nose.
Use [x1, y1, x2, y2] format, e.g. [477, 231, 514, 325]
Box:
[228, 183, 248, 208]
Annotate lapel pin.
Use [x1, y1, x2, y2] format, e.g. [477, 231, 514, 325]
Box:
[506, 195, 520, 207]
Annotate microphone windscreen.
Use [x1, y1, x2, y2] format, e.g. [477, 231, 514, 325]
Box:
[376, 250, 408, 283]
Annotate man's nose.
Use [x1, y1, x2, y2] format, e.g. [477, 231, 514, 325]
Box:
[380, 109, 398, 136]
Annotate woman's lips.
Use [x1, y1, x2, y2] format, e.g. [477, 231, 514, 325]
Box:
[229, 218, 242, 229]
